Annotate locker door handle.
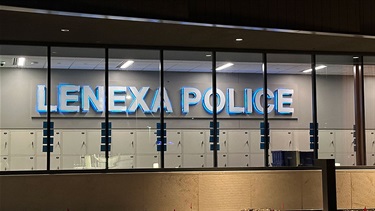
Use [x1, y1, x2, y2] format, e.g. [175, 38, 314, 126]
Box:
[372, 141, 375, 145]
[224, 164, 227, 167]
[32, 142, 34, 148]
[82, 142, 86, 147]
[289, 141, 292, 145]
[131, 141, 134, 147]
[57, 142, 60, 146]
[201, 141, 204, 146]
[4, 142, 7, 148]
[246, 141, 249, 145]
[224, 140, 227, 145]
[331, 141, 334, 145]
[178, 141, 181, 145]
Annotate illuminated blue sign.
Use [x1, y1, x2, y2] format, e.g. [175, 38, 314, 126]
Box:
[36, 84, 294, 115]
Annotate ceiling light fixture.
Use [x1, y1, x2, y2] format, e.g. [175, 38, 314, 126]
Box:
[61, 28, 70, 32]
[17, 57, 26, 66]
[235, 38, 243, 41]
[120, 60, 134, 69]
[206, 54, 211, 57]
[216, 62, 233, 70]
[302, 65, 327, 73]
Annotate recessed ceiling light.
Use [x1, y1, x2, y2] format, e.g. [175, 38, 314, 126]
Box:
[120, 60, 134, 69]
[353, 56, 359, 59]
[61, 28, 70, 32]
[216, 63, 233, 70]
[17, 57, 26, 66]
[235, 38, 243, 41]
[302, 65, 327, 73]
[206, 54, 211, 57]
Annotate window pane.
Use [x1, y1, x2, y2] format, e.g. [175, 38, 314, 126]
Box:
[364, 56, 375, 166]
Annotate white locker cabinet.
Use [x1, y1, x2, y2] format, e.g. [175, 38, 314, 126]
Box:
[10, 131, 36, 156]
[166, 130, 182, 154]
[335, 130, 355, 153]
[0, 156, 9, 171]
[227, 154, 250, 167]
[136, 130, 157, 154]
[61, 131, 87, 155]
[270, 130, 294, 151]
[318, 152, 335, 159]
[110, 155, 135, 169]
[293, 130, 311, 151]
[318, 131, 335, 153]
[182, 154, 205, 168]
[10, 156, 35, 170]
[86, 130, 102, 155]
[250, 153, 265, 167]
[335, 153, 355, 166]
[366, 131, 375, 153]
[182, 130, 205, 154]
[165, 154, 182, 168]
[250, 130, 263, 154]
[204, 130, 228, 153]
[36, 131, 61, 156]
[367, 153, 375, 166]
[1, 130, 10, 155]
[136, 154, 159, 168]
[227, 130, 250, 153]
[205, 153, 228, 167]
[36, 156, 61, 170]
[62, 155, 85, 169]
[112, 130, 135, 155]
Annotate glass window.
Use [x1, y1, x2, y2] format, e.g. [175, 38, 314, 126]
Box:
[109, 49, 160, 169]
[50, 47, 105, 170]
[316, 55, 356, 166]
[0, 45, 47, 171]
[267, 54, 312, 167]
[216, 52, 263, 167]
[364, 56, 375, 166]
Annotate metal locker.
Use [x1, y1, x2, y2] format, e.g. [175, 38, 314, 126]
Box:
[250, 153, 265, 167]
[250, 130, 262, 154]
[110, 155, 135, 169]
[165, 154, 182, 168]
[136, 130, 157, 154]
[335, 130, 355, 153]
[270, 130, 294, 151]
[205, 153, 227, 167]
[10, 156, 35, 170]
[182, 154, 205, 168]
[61, 130, 87, 155]
[182, 130, 205, 154]
[318, 131, 335, 153]
[227, 153, 250, 167]
[293, 130, 311, 151]
[86, 130, 102, 155]
[0, 156, 9, 171]
[35, 155, 61, 170]
[366, 131, 375, 154]
[136, 154, 159, 168]
[36, 130, 61, 156]
[10, 130, 36, 156]
[62, 155, 85, 169]
[112, 130, 136, 154]
[367, 153, 375, 166]
[204, 130, 228, 153]
[166, 130, 182, 154]
[335, 153, 355, 166]
[0, 130, 9, 155]
[227, 130, 249, 153]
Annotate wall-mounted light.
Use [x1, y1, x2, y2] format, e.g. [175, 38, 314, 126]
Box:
[302, 65, 327, 73]
[216, 62, 233, 71]
[17, 57, 26, 66]
[120, 60, 134, 69]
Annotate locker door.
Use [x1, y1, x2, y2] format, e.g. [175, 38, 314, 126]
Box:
[335, 130, 355, 153]
[204, 130, 227, 153]
[205, 153, 227, 167]
[250, 130, 262, 154]
[62, 155, 85, 169]
[270, 130, 293, 151]
[165, 154, 182, 168]
[61, 131, 87, 155]
[318, 131, 335, 153]
[166, 130, 182, 154]
[111, 155, 135, 169]
[227, 154, 250, 167]
[112, 130, 135, 155]
[367, 153, 375, 166]
[250, 153, 265, 167]
[227, 130, 250, 153]
[294, 130, 311, 151]
[366, 131, 375, 154]
[319, 152, 335, 159]
[335, 153, 355, 166]
[0, 156, 9, 171]
[182, 154, 204, 168]
[36, 155, 61, 170]
[0, 131, 9, 155]
[10, 131, 36, 156]
[10, 156, 35, 170]
[136, 130, 157, 154]
[36, 130, 61, 156]
[86, 130, 101, 155]
[136, 154, 159, 168]
[182, 130, 205, 154]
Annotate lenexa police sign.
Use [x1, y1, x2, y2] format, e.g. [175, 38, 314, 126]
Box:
[36, 85, 294, 115]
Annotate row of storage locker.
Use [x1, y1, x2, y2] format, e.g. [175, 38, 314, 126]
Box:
[0, 129, 374, 170]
